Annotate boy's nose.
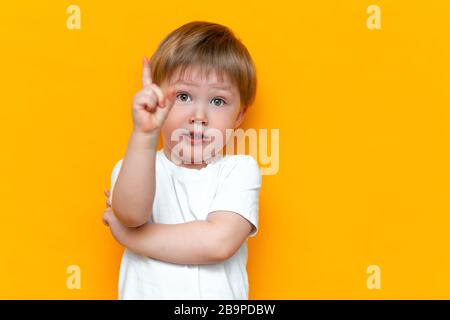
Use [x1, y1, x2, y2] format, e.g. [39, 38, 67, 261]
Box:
[189, 108, 208, 125]
[190, 117, 207, 125]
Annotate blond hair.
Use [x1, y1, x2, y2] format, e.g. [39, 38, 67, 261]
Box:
[149, 21, 257, 112]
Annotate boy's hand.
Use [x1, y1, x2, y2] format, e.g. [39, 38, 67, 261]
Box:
[132, 57, 177, 137]
[102, 189, 130, 244]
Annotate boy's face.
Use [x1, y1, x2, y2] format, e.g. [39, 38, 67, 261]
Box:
[160, 65, 245, 169]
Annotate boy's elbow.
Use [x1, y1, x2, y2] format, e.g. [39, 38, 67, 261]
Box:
[210, 245, 232, 263]
[209, 236, 234, 263]
[112, 206, 151, 228]
[119, 215, 148, 228]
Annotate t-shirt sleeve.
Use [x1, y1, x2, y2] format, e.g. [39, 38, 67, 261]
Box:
[207, 155, 262, 238]
[109, 159, 123, 203]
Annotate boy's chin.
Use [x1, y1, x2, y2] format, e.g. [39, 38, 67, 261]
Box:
[180, 152, 221, 166]
[167, 144, 224, 165]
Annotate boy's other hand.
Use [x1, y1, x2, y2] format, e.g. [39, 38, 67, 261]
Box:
[102, 189, 112, 226]
[132, 57, 176, 137]
[104, 189, 111, 208]
[102, 189, 131, 244]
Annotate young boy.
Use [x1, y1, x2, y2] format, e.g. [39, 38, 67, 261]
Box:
[102, 21, 261, 300]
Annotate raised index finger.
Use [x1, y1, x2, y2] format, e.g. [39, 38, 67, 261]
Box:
[142, 57, 152, 88]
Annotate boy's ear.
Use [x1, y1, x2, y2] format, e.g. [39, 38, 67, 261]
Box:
[234, 108, 246, 128]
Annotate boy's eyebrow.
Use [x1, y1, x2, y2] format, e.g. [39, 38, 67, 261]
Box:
[172, 80, 233, 90]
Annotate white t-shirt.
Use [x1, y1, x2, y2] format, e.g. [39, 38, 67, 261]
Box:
[109, 149, 262, 299]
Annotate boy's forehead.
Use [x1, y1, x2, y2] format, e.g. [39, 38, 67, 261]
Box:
[168, 66, 234, 89]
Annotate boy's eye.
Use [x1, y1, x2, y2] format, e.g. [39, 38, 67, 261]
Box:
[175, 92, 227, 107]
[176, 93, 191, 102]
[211, 98, 226, 107]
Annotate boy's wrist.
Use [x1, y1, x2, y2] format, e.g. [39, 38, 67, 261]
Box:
[130, 129, 160, 150]
[109, 217, 133, 246]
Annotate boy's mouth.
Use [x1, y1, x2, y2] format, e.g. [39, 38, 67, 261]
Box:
[185, 131, 211, 144]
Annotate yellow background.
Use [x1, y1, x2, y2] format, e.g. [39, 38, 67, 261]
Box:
[0, 0, 449, 299]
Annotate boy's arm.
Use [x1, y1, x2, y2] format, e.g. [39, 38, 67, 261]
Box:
[111, 131, 158, 227]
[107, 209, 253, 265]
[112, 57, 176, 228]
